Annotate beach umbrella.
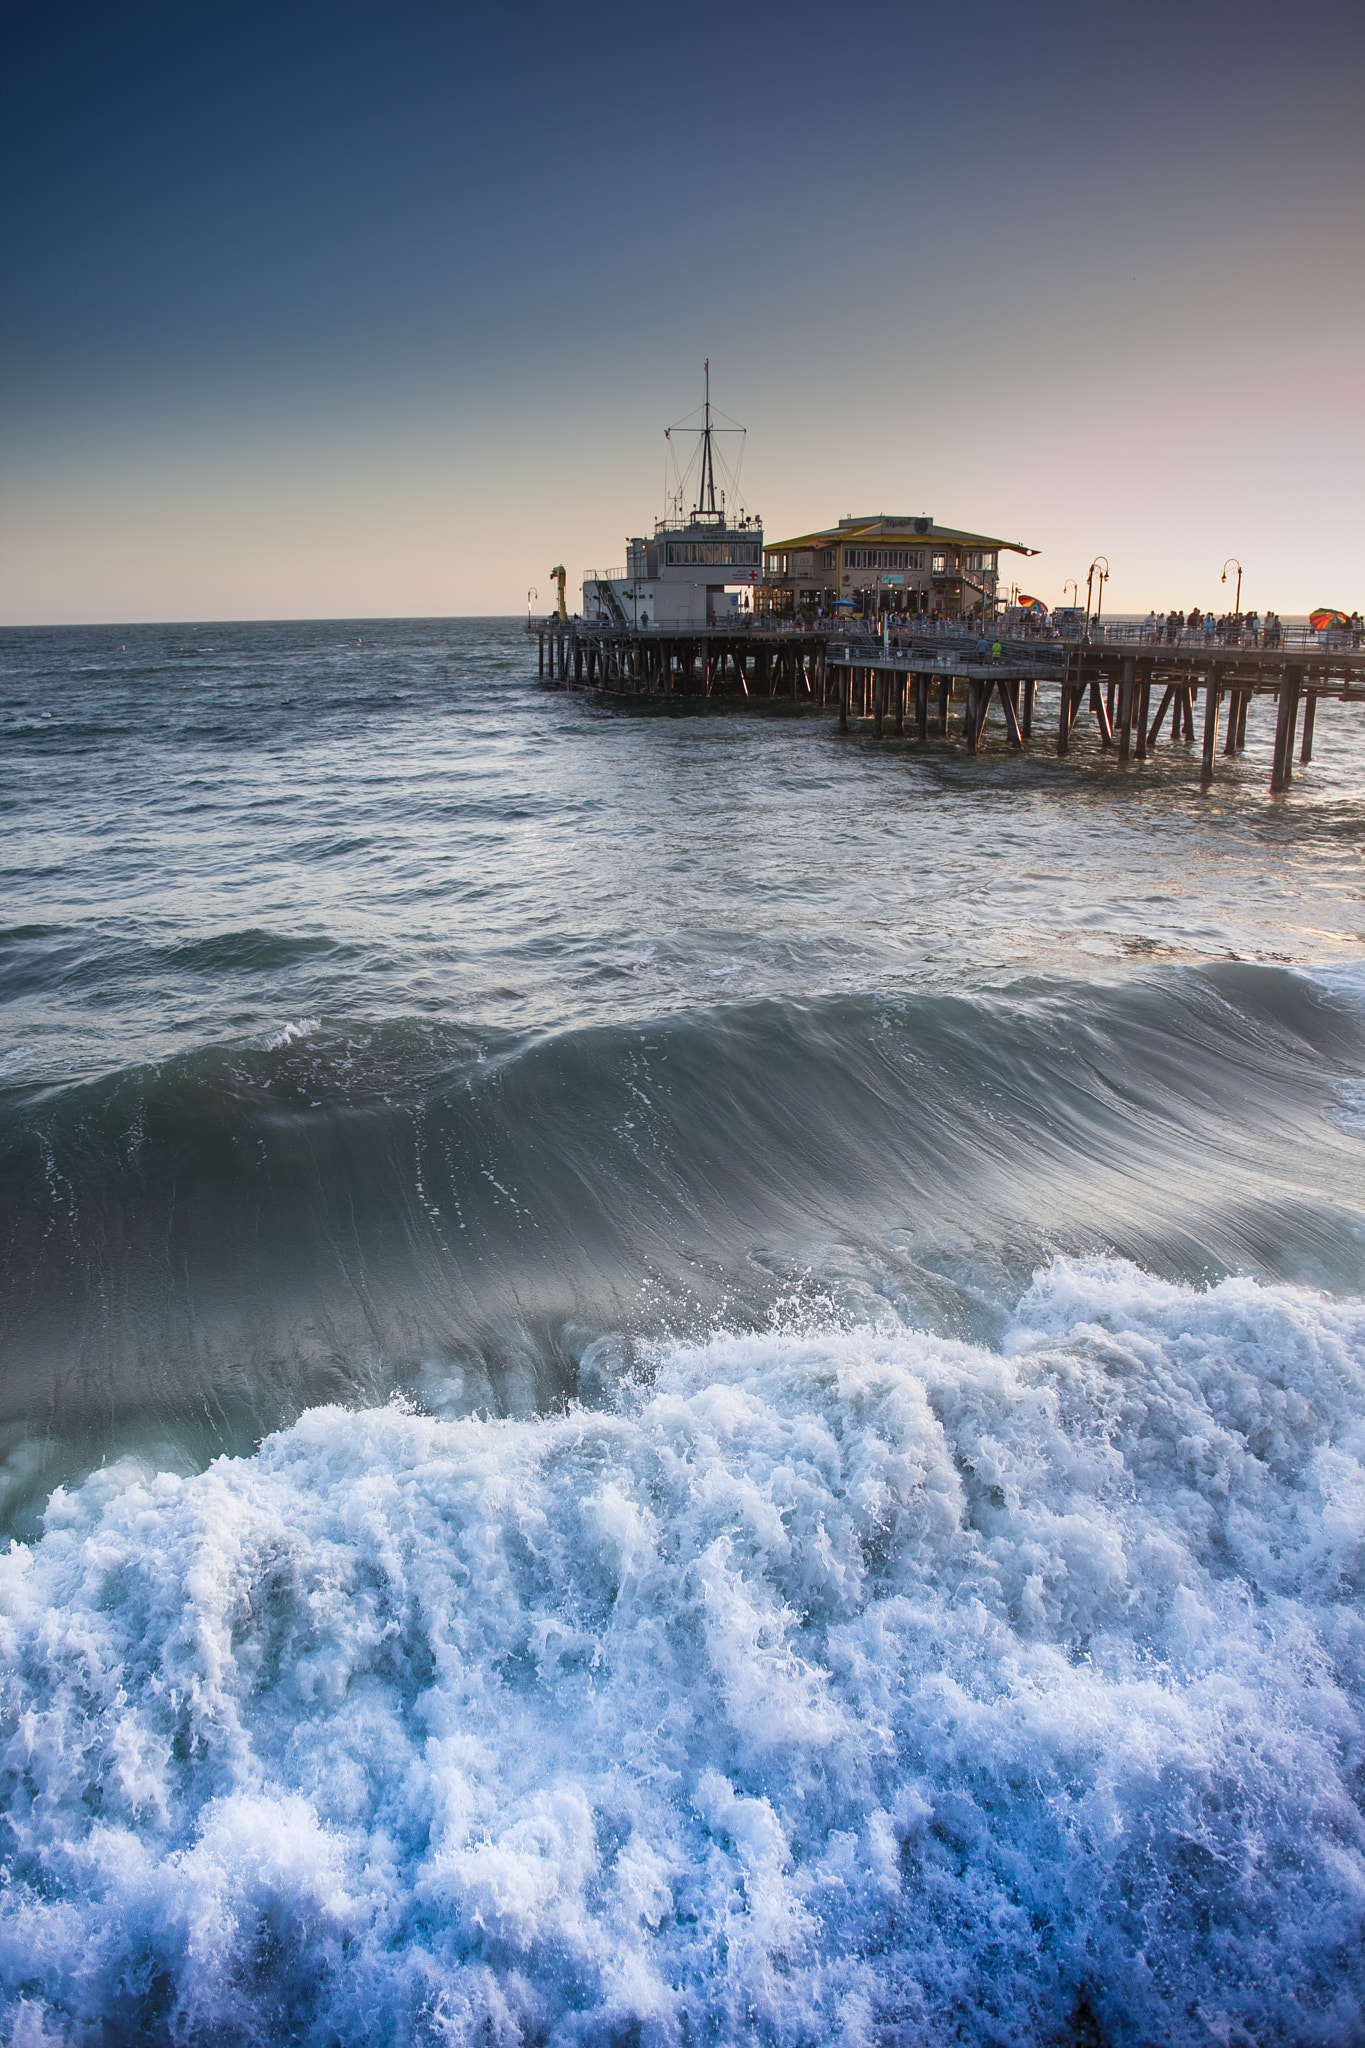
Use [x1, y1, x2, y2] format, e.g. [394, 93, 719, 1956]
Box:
[833, 598, 857, 609]
[1309, 608, 1349, 630]
[1017, 594, 1048, 613]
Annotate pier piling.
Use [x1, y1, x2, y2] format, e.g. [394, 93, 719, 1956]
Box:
[532, 620, 1365, 798]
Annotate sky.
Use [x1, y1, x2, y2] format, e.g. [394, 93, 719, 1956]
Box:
[1, 0, 1362, 624]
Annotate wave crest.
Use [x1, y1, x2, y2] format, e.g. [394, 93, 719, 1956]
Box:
[2, 1259, 1363, 2044]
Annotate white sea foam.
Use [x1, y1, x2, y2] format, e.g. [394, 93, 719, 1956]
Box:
[1331, 1078, 1365, 1135]
[2, 1259, 1364, 2045]
[260, 1015, 321, 1050]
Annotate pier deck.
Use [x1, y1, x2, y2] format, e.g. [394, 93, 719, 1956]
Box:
[532, 621, 1365, 793]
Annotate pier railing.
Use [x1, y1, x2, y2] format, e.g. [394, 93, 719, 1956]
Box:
[846, 620, 1361, 656]
[532, 615, 1361, 657]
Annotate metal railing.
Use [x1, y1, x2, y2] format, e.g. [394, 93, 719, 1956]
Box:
[1067, 620, 1361, 654]
[825, 617, 1361, 655]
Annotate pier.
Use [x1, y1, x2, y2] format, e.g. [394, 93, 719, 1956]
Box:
[533, 620, 1365, 793]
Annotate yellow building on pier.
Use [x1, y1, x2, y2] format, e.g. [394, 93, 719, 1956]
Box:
[760, 513, 1037, 618]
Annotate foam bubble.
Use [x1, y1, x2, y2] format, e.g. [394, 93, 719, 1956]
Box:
[2, 1259, 1363, 2044]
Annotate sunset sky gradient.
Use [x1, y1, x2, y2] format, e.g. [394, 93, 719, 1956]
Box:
[2, 0, 1362, 622]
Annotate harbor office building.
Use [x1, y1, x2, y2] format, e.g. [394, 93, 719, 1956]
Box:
[583, 517, 764, 630]
[759, 515, 1037, 618]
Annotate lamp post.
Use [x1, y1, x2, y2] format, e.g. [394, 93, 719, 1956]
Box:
[527, 587, 538, 620]
[1085, 556, 1110, 636]
[1063, 579, 1078, 608]
[1221, 558, 1243, 614]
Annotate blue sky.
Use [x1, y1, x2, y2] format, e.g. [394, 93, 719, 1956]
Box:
[2, 0, 1361, 621]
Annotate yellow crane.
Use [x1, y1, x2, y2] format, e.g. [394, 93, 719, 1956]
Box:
[550, 565, 567, 620]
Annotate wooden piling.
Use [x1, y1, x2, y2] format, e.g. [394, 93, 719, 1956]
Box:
[998, 679, 1024, 750]
[1271, 667, 1303, 792]
[1200, 665, 1222, 780]
[1118, 657, 1136, 762]
[1300, 691, 1317, 764]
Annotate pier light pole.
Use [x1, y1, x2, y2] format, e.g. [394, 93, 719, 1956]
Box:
[1085, 557, 1109, 635]
[1222, 558, 1243, 613]
[527, 588, 538, 620]
[1064, 580, 1078, 608]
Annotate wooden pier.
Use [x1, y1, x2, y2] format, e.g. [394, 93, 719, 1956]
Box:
[533, 621, 1365, 793]
[536, 621, 828, 705]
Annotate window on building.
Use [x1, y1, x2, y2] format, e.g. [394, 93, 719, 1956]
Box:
[932, 555, 947, 574]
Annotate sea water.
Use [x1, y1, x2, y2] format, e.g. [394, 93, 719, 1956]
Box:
[1, 619, 1363, 2044]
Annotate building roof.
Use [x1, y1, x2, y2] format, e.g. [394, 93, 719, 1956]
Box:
[766, 514, 1038, 557]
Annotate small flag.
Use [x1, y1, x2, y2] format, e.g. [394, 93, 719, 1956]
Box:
[665, 429, 670, 440]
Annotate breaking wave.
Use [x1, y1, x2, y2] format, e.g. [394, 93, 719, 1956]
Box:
[3, 1258, 1363, 2045]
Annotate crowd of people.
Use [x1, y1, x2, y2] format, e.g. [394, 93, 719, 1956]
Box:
[1140, 608, 1287, 647]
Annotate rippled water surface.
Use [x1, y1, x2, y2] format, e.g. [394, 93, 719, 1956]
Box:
[2, 617, 1364, 2045]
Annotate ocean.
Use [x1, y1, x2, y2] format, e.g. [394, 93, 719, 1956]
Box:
[2, 615, 1363, 2046]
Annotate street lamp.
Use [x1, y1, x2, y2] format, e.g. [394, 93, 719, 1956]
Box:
[527, 587, 538, 620]
[1063, 579, 1078, 607]
[1221, 558, 1243, 613]
[1085, 556, 1110, 635]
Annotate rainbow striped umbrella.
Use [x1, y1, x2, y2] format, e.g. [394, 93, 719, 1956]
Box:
[1017, 594, 1048, 613]
[1310, 608, 1349, 630]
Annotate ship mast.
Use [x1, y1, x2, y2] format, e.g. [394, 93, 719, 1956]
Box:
[698, 358, 717, 518]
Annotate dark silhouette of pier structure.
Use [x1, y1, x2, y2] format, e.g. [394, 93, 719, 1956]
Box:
[533, 621, 1365, 794]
